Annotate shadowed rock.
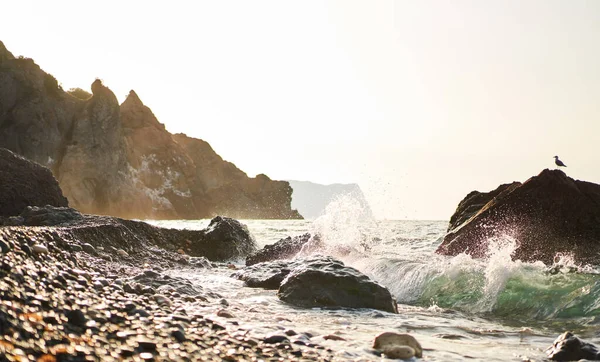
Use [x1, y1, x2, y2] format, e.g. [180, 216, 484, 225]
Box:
[235, 255, 397, 313]
[0, 148, 68, 217]
[437, 169, 600, 265]
[245, 233, 323, 266]
[546, 332, 600, 361]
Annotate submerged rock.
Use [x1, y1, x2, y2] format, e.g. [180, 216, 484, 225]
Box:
[246, 233, 323, 266]
[546, 332, 600, 361]
[437, 169, 600, 265]
[0, 148, 68, 218]
[373, 332, 422, 359]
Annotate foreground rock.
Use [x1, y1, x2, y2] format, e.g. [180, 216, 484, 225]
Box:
[0, 40, 302, 220]
[437, 169, 600, 265]
[546, 332, 600, 360]
[373, 332, 423, 359]
[245, 233, 323, 265]
[0, 148, 68, 217]
[235, 255, 398, 314]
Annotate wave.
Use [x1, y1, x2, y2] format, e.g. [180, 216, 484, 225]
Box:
[353, 236, 600, 323]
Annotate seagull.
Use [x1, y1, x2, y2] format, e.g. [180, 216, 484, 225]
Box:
[554, 156, 567, 167]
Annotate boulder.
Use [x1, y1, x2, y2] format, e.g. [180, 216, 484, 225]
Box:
[262, 255, 398, 313]
[188, 216, 257, 261]
[546, 332, 600, 361]
[437, 169, 600, 265]
[0, 148, 68, 217]
[245, 233, 323, 266]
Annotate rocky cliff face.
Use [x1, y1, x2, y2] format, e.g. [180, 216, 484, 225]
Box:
[0, 40, 301, 220]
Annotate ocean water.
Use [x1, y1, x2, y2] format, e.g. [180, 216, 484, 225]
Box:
[147, 197, 600, 361]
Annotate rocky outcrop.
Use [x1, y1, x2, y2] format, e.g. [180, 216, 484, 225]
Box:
[437, 169, 600, 265]
[234, 255, 398, 313]
[3, 206, 256, 263]
[546, 332, 600, 361]
[245, 233, 323, 266]
[0, 40, 302, 220]
[0, 148, 68, 217]
[287, 180, 372, 219]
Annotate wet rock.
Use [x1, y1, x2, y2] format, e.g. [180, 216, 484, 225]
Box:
[546, 331, 600, 361]
[437, 169, 600, 265]
[245, 233, 323, 266]
[188, 216, 258, 260]
[373, 332, 422, 359]
[171, 328, 186, 342]
[233, 259, 298, 289]
[277, 255, 398, 313]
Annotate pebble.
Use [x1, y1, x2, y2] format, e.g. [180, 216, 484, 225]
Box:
[66, 309, 87, 327]
[117, 249, 129, 257]
[0, 239, 9, 253]
[373, 332, 423, 358]
[264, 334, 290, 344]
[217, 309, 235, 318]
[32, 244, 48, 254]
[82, 243, 97, 254]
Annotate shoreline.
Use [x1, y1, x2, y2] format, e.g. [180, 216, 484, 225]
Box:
[0, 220, 346, 361]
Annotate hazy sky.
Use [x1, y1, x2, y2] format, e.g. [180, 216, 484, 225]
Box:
[2, 1, 599, 220]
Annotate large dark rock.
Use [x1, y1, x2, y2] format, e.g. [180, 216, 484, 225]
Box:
[546, 332, 600, 361]
[236, 255, 397, 313]
[0, 148, 68, 217]
[245, 233, 323, 266]
[437, 169, 600, 265]
[278, 256, 398, 313]
[190, 216, 257, 260]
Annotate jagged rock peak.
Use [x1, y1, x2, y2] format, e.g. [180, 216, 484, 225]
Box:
[123, 90, 144, 107]
[0, 40, 15, 61]
[90, 78, 118, 102]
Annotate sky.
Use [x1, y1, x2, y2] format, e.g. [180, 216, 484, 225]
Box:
[1, 1, 599, 220]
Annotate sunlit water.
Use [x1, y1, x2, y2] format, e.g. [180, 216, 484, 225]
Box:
[147, 197, 600, 361]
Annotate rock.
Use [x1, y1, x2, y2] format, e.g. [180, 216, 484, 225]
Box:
[133, 271, 202, 296]
[32, 244, 49, 254]
[264, 335, 290, 344]
[81, 243, 96, 255]
[187, 216, 258, 260]
[546, 332, 600, 361]
[437, 169, 600, 265]
[323, 334, 346, 341]
[66, 309, 87, 327]
[117, 249, 129, 257]
[0, 148, 68, 217]
[373, 332, 422, 358]
[276, 255, 398, 313]
[0, 239, 9, 253]
[217, 309, 235, 318]
[20, 205, 82, 226]
[233, 259, 296, 289]
[246, 233, 323, 266]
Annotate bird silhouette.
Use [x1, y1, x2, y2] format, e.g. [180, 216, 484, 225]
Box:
[554, 156, 567, 167]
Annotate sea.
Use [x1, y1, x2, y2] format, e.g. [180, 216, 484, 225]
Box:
[146, 196, 600, 361]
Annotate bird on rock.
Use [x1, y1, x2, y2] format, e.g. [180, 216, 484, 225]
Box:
[554, 156, 567, 167]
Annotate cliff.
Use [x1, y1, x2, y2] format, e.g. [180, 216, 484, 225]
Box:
[286, 180, 372, 219]
[0, 40, 301, 220]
